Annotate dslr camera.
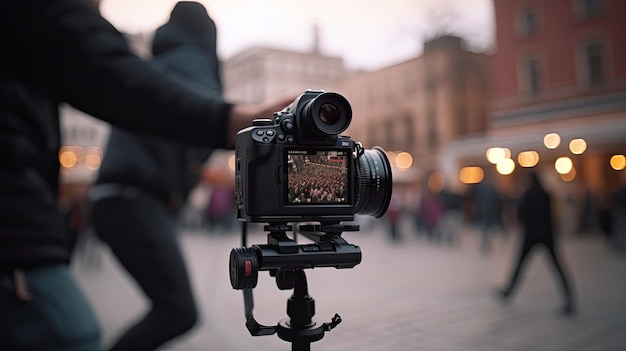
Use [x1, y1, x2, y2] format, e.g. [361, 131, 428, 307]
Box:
[234, 89, 392, 224]
[229, 90, 393, 348]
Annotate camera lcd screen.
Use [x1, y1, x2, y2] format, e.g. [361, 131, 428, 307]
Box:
[286, 149, 349, 205]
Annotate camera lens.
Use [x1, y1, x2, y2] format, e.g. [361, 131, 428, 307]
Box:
[319, 103, 340, 125]
[355, 147, 393, 218]
[301, 92, 352, 135]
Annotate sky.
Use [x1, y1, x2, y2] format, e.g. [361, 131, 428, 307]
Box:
[100, 0, 494, 71]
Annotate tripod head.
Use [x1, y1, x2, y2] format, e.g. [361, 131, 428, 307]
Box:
[229, 222, 362, 350]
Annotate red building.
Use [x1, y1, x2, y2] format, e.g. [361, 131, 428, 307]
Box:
[445, 0, 626, 200]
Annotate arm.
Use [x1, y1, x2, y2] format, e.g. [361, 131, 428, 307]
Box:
[2, 0, 230, 147]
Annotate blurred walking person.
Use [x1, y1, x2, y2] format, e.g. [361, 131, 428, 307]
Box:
[473, 173, 501, 253]
[419, 183, 444, 242]
[438, 186, 466, 245]
[89, 2, 227, 350]
[385, 191, 405, 242]
[498, 172, 576, 315]
[611, 173, 626, 249]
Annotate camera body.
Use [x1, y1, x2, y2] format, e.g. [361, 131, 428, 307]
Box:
[235, 89, 392, 224]
[235, 90, 358, 223]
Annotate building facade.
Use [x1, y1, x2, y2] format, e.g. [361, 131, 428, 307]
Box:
[444, 0, 626, 199]
[337, 36, 490, 184]
[222, 46, 347, 105]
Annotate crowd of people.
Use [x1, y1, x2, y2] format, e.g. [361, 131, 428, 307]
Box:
[380, 169, 626, 317]
[287, 156, 348, 204]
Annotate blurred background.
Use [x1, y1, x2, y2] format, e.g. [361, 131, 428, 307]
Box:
[63, 0, 626, 350]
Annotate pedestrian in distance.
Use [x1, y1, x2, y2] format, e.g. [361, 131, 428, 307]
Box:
[472, 172, 502, 253]
[385, 191, 405, 242]
[610, 171, 626, 249]
[0, 1, 294, 350]
[497, 171, 576, 316]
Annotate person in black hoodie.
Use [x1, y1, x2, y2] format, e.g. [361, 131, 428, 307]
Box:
[89, 3, 225, 350]
[0, 1, 293, 350]
[498, 171, 576, 315]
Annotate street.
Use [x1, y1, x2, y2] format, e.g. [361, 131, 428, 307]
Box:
[73, 219, 626, 351]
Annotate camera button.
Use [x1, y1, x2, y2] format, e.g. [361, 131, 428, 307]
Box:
[255, 130, 265, 136]
[266, 130, 275, 136]
[277, 134, 285, 141]
[287, 136, 294, 143]
[262, 137, 270, 143]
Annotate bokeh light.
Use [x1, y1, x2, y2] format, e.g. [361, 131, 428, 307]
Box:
[555, 156, 573, 174]
[84, 147, 102, 170]
[568, 138, 587, 155]
[610, 154, 626, 170]
[459, 166, 484, 184]
[560, 167, 576, 182]
[59, 147, 78, 168]
[486, 147, 506, 164]
[543, 133, 561, 149]
[496, 158, 515, 175]
[428, 171, 444, 193]
[517, 151, 539, 167]
[395, 152, 413, 170]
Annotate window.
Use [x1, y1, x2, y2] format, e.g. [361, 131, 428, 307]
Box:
[519, 7, 539, 37]
[524, 57, 541, 96]
[583, 42, 605, 86]
[574, 0, 603, 20]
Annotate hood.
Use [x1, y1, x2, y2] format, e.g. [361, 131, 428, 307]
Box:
[151, 1, 217, 57]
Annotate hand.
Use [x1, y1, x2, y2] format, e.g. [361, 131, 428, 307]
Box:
[227, 95, 297, 145]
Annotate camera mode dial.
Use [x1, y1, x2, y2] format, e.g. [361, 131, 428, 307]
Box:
[252, 118, 274, 126]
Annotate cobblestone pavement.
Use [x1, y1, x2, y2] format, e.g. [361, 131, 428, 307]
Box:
[73, 220, 626, 351]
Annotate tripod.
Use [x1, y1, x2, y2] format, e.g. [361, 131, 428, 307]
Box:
[231, 222, 361, 351]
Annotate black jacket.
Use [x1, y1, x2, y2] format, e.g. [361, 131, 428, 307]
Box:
[96, 2, 224, 212]
[0, 0, 233, 271]
[518, 173, 554, 243]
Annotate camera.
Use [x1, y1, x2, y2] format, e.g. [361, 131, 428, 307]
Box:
[234, 89, 393, 224]
[229, 91, 393, 348]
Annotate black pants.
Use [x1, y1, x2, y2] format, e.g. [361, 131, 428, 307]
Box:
[89, 186, 197, 351]
[503, 236, 574, 306]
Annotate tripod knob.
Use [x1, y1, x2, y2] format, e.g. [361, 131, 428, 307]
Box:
[230, 247, 259, 289]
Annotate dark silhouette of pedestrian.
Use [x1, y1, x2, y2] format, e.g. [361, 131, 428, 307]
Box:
[438, 186, 466, 245]
[419, 183, 444, 242]
[498, 172, 576, 315]
[473, 173, 502, 253]
[89, 2, 229, 350]
[385, 191, 404, 242]
[611, 172, 626, 249]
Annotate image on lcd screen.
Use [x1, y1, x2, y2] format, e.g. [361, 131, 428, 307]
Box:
[286, 150, 349, 204]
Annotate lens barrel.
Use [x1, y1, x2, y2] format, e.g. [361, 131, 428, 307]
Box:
[355, 147, 393, 218]
[300, 92, 352, 136]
